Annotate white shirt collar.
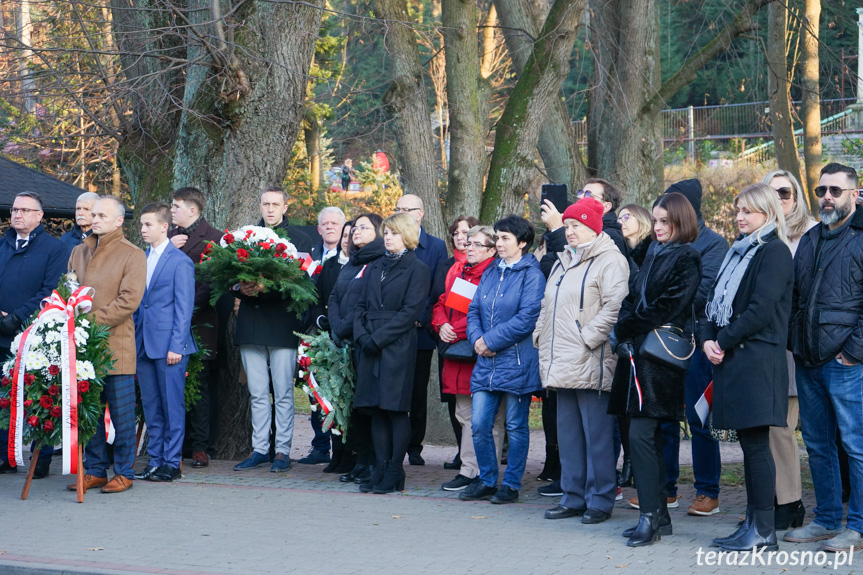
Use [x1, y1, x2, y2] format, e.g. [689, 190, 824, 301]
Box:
[149, 238, 170, 257]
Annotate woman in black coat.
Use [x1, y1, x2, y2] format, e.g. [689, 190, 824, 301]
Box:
[353, 213, 430, 494]
[699, 184, 792, 552]
[609, 192, 701, 547]
[327, 213, 385, 484]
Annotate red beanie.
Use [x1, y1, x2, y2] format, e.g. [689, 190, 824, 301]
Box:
[562, 197, 604, 236]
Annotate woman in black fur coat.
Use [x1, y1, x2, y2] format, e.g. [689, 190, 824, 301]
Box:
[609, 192, 702, 547]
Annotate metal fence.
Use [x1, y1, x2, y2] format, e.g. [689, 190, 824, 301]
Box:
[573, 98, 859, 164]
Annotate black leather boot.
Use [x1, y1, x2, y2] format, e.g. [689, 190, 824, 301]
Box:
[719, 508, 778, 552]
[339, 463, 367, 483]
[619, 456, 633, 488]
[713, 507, 752, 547]
[623, 501, 671, 537]
[323, 450, 342, 473]
[359, 460, 388, 493]
[774, 500, 805, 530]
[537, 444, 560, 481]
[627, 511, 662, 547]
[372, 460, 406, 494]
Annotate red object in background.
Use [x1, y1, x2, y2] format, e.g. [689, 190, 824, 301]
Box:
[373, 151, 390, 173]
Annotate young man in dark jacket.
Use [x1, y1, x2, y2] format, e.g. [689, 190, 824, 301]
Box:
[232, 187, 312, 474]
[785, 163, 863, 553]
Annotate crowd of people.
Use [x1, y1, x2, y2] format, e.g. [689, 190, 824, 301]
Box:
[1, 162, 863, 553]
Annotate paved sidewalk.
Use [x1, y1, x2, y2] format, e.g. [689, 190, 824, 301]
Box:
[0, 425, 830, 575]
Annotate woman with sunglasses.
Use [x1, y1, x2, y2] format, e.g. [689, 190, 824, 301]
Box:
[700, 183, 793, 552]
[328, 213, 385, 485]
[432, 225, 499, 492]
[761, 170, 816, 530]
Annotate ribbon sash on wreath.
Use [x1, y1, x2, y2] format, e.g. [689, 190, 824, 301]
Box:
[7, 286, 94, 474]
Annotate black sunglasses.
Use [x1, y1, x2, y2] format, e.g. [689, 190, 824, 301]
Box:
[814, 186, 856, 199]
[775, 187, 794, 201]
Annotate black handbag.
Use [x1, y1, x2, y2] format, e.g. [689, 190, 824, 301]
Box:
[639, 323, 696, 372]
[439, 339, 477, 361]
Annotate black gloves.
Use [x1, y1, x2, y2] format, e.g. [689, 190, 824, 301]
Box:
[615, 341, 634, 358]
[0, 313, 21, 338]
[316, 315, 330, 331]
[358, 335, 381, 356]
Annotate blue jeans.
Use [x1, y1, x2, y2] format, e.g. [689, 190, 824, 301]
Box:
[662, 350, 721, 498]
[309, 396, 331, 454]
[472, 390, 531, 491]
[797, 359, 863, 532]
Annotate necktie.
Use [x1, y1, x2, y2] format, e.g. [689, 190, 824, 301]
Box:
[16, 239, 26, 250]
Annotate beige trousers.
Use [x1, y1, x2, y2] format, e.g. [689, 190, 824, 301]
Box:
[769, 397, 802, 505]
[455, 394, 504, 479]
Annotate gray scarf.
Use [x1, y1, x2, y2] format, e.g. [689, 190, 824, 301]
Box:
[705, 223, 775, 327]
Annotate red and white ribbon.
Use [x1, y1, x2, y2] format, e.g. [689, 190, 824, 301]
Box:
[307, 372, 333, 416]
[8, 286, 93, 474]
[629, 355, 643, 411]
[104, 405, 115, 444]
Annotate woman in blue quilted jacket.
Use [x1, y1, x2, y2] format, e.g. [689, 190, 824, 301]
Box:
[459, 215, 546, 505]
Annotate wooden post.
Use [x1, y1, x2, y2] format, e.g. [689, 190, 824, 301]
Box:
[76, 442, 84, 503]
[20, 446, 40, 500]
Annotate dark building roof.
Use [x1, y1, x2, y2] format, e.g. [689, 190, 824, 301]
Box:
[0, 156, 86, 218]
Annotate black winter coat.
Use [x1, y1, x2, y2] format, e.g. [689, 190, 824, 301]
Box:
[353, 251, 430, 412]
[630, 237, 653, 267]
[233, 219, 312, 348]
[698, 234, 792, 430]
[608, 243, 701, 420]
[791, 208, 863, 367]
[327, 238, 385, 345]
[693, 220, 729, 312]
[308, 254, 345, 332]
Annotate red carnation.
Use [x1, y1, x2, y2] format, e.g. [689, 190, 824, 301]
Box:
[23, 399, 32, 407]
[0, 398, 9, 409]
[24, 373, 35, 385]
[199, 253, 207, 263]
[204, 242, 213, 255]
[260, 241, 272, 250]
[40, 395, 52, 409]
[27, 415, 39, 427]
[51, 406, 61, 418]
[223, 233, 235, 244]
[236, 248, 250, 262]
[77, 393, 83, 404]
[42, 420, 54, 432]
[48, 384, 59, 396]
[275, 243, 287, 253]
[78, 380, 90, 393]
[1, 376, 10, 387]
[48, 365, 60, 376]
[299, 356, 312, 368]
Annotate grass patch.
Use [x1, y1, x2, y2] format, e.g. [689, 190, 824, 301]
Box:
[294, 386, 312, 415]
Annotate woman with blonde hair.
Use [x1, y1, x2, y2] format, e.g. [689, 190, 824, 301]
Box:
[618, 203, 654, 266]
[700, 183, 793, 551]
[353, 212, 430, 494]
[760, 170, 816, 530]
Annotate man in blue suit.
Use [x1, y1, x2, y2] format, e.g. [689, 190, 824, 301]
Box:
[133, 202, 197, 483]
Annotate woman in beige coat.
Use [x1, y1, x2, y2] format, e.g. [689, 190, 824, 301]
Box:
[535, 197, 630, 524]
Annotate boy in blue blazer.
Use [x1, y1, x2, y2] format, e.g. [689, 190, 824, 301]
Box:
[134, 202, 197, 482]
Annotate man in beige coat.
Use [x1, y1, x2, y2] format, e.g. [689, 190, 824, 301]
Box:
[66, 195, 146, 494]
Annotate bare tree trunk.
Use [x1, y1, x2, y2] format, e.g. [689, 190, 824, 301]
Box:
[800, 0, 821, 211]
[372, 0, 445, 238]
[588, 0, 662, 205]
[482, 0, 587, 222]
[767, 2, 802, 186]
[494, 0, 585, 191]
[442, 0, 490, 220]
[304, 108, 323, 199]
[213, 308, 252, 460]
[17, 0, 35, 112]
[171, 0, 322, 229]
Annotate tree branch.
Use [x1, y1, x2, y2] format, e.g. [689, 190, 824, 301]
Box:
[642, 0, 774, 117]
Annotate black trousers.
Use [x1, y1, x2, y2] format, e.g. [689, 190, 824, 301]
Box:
[630, 417, 668, 514]
[738, 426, 775, 511]
[372, 408, 410, 464]
[188, 359, 218, 453]
[408, 349, 434, 456]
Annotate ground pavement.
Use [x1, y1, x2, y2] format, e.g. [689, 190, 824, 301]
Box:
[0, 424, 836, 575]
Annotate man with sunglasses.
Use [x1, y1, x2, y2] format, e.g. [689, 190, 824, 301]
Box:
[539, 178, 629, 279]
[786, 162, 863, 553]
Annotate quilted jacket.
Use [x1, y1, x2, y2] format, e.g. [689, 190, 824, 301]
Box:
[790, 208, 863, 367]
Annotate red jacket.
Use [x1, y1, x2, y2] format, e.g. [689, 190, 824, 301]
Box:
[432, 254, 495, 395]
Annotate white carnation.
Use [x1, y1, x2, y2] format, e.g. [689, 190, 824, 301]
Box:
[76, 360, 95, 380]
[26, 351, 48, 370]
